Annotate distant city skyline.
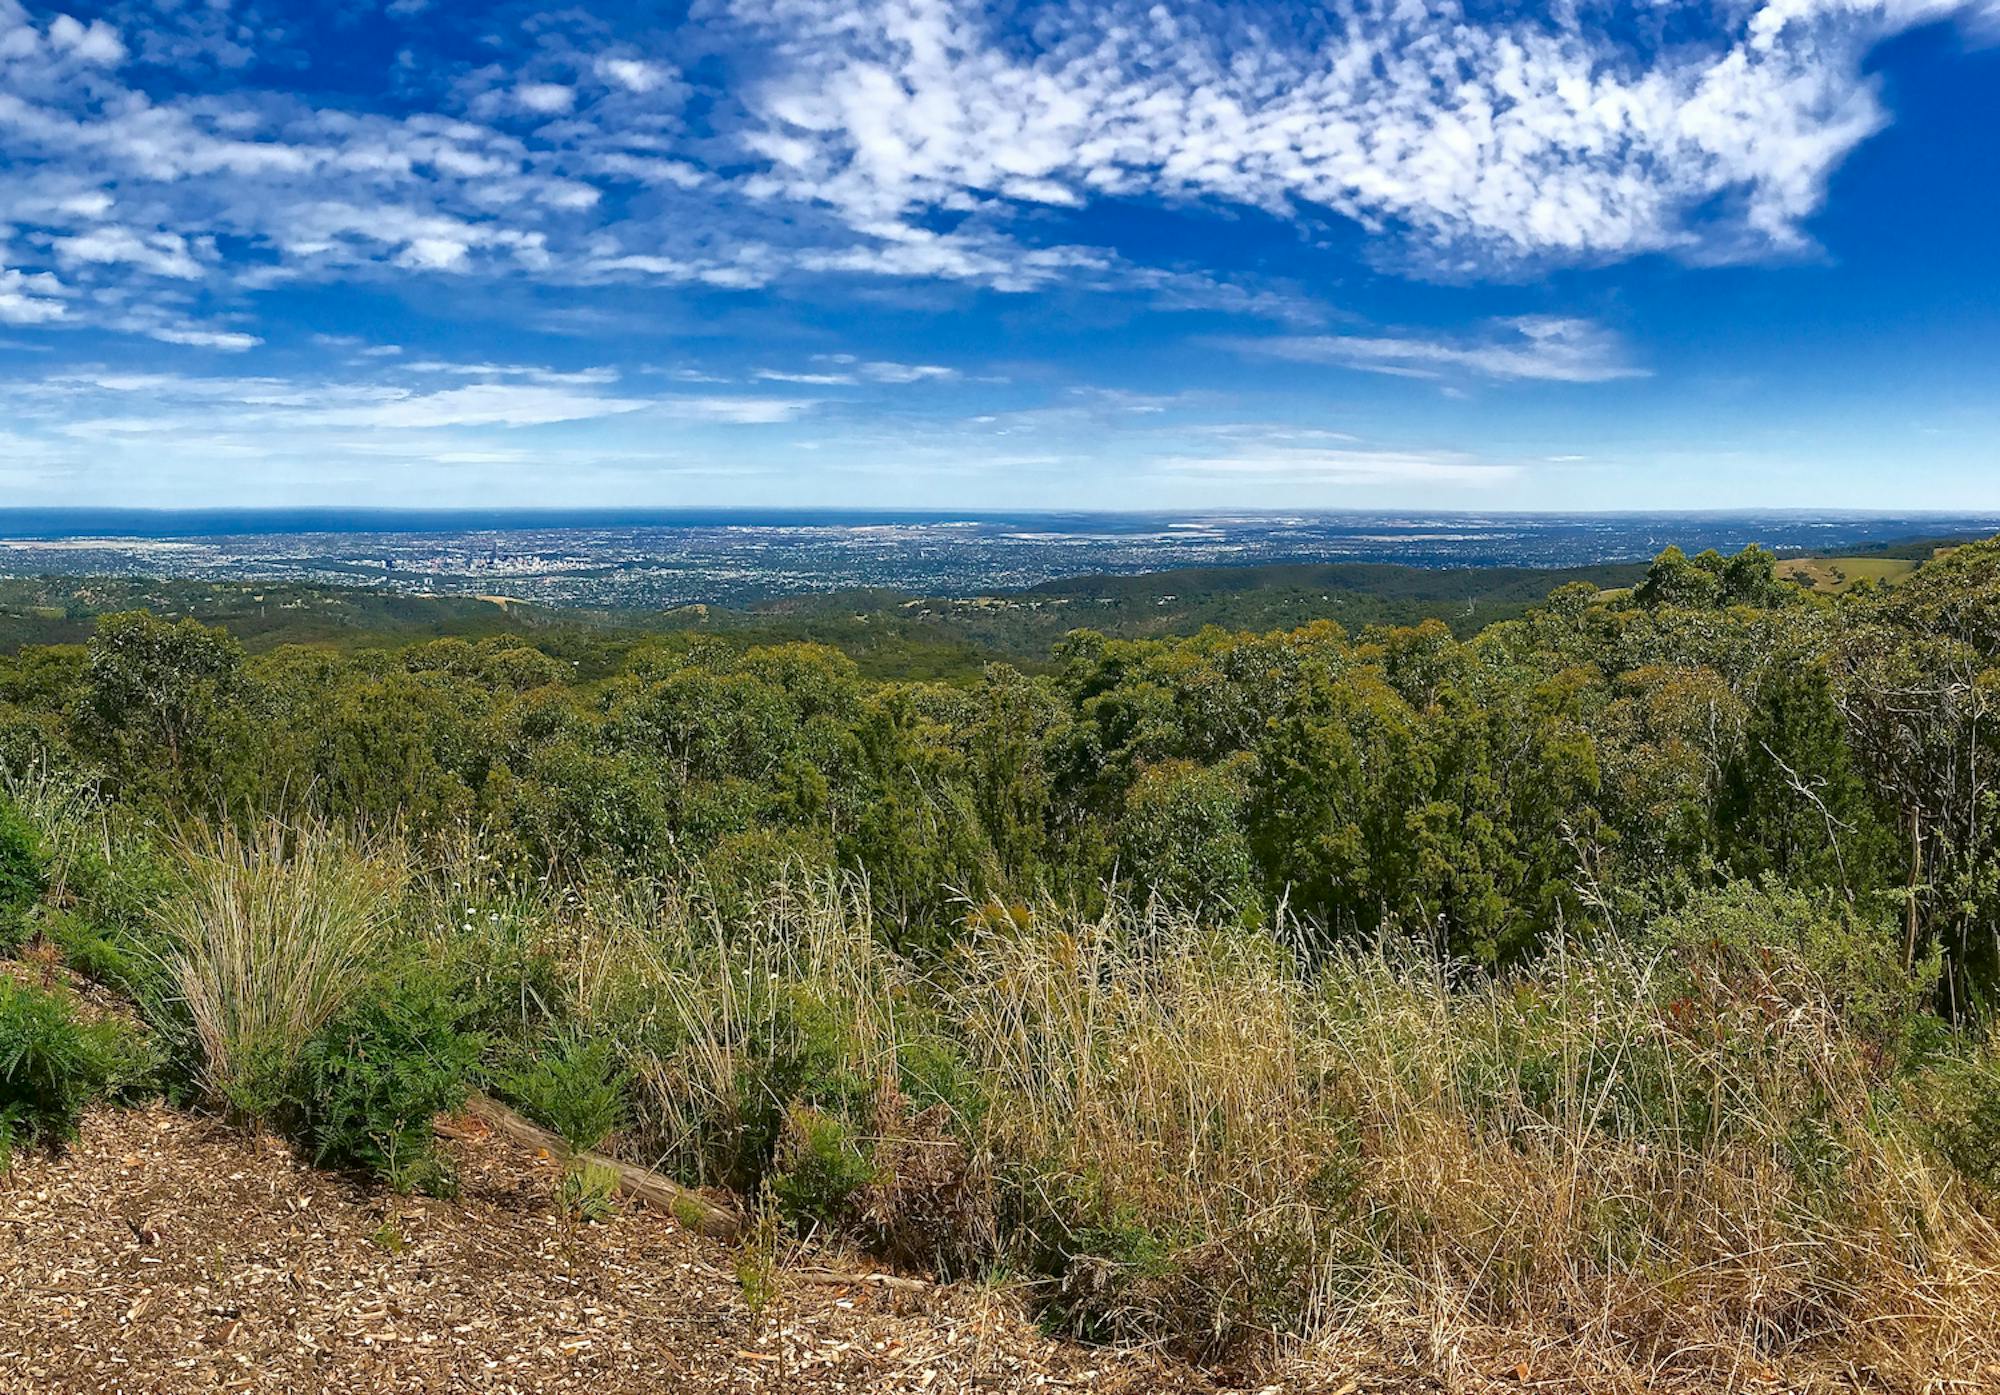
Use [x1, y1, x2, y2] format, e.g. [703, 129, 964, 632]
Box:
[0, 1, 1996, 510]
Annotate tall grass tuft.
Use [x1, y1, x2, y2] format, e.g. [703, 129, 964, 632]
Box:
[154, 818, 404, 1118]
[1, 760, 106, 906]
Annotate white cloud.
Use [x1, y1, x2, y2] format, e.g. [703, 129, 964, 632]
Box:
[757, 369, 856, 385]
[145, 325, 262, 351]
[0, 0, 1985, 358]
[1230, 318, 1649, 384]
[856, 360, 956, 384]
[597, 58, 672, 94]
[396, 237, 471, 271]
[402, 361, 621, 385]
[655, 395, 818, 424]
[759, 358, 959, 386]
[53, 226, 204, 279]
[728, 0, 1997, 270]
[46, 14, 124, 65]
[515, 82, 575, 115]
[316, 382, 648, 428]
[0, 267, 67, 324]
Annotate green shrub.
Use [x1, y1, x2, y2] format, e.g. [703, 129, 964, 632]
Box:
[771, 1103, 875, 1230]
[0, 977, 149, 1164]
[1652, 880, 1935, 1065]
[290, 961, 483, 1194]
[493, 1034, 629, 1152]
[67, 834, 175, 942]
[1118, 757, 1260, 923]
[726, 983, 878, 1193]
[1914, 1050, 2000, 1193]
[556, 1160, 621, 1223]
[41, 911, 173, 1011]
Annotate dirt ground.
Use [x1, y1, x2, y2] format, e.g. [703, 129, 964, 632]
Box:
[0, 1102, 1412, 1395]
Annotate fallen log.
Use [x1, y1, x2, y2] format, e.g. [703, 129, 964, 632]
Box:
[438, 1092, 743, 1241]
[790, 1267, 932, 1293]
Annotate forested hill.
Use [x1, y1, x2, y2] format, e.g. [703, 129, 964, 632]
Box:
[879, 558, 1652, 649]
[0, 577, 585, 654]
[0, 557, 1651, 674]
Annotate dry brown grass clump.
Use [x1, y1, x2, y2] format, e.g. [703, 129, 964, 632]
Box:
[943, 897, 2000, 1389]
[154, 818, 404, 1112]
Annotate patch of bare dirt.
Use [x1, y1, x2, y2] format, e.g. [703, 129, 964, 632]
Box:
[0, 1103, 1403, 1394]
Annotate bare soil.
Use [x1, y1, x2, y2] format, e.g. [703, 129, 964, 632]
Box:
[0, 1103, 1406, 1394]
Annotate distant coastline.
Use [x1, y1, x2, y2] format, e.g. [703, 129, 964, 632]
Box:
[2, 506, 1998, 543]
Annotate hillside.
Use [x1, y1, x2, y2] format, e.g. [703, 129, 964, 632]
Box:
[8, 537, 2000, 1392]
[0, 577, 595, 653]
[0, 557, 1654, 680]
[5, 1099, 1259, 1395]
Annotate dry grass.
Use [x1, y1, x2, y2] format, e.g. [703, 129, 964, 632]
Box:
[399, 865, 2000, 1388]
[943, 902, 2000, 1388]
[153, 818, 405, 1111]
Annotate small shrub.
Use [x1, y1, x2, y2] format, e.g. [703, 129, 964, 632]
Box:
[735, 1195, 784, 1316]
[0, 977, 147, 1163]
[291, 961, 483, 1194]
[771, 1103, 875, 1231]
[1915, 1050, 2000, 1193]
[42, 911, 173, 1009]
[69, 834, 177, 942]
[1652, 880, 1933, 1065]
[556, 1161, 621, 1223]
[494, 1034, 629, 1153]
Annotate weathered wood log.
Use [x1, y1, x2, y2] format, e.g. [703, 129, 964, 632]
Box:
[439, 1092, 743, 1241]
[789, 1267, 932, 1293]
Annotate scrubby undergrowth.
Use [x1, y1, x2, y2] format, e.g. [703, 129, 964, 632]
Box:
[6, 764, 2000, 1388]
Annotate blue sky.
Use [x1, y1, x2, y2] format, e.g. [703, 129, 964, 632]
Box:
[0, 0, 1995, 511]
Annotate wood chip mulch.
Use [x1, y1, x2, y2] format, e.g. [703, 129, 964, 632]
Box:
[0, 1103, 1392, 1395]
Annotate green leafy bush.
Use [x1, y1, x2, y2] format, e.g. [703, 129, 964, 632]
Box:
[1914, 1050, 2000, 1192]
[1651, 880, 1935, 1066]
[771, 1103, 875, 1230]
[290, 961, 484, 1194]
[0, 977, 149, 1165]
[493, 1034, 629, 1152]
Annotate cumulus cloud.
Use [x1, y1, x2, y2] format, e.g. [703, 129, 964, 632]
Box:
[53, 226, 205, 279]
[515, 82, 575, 115]
[46, 13, 124, 64]
[0, 267, 68, 323]
[596, 57, 674, 94]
